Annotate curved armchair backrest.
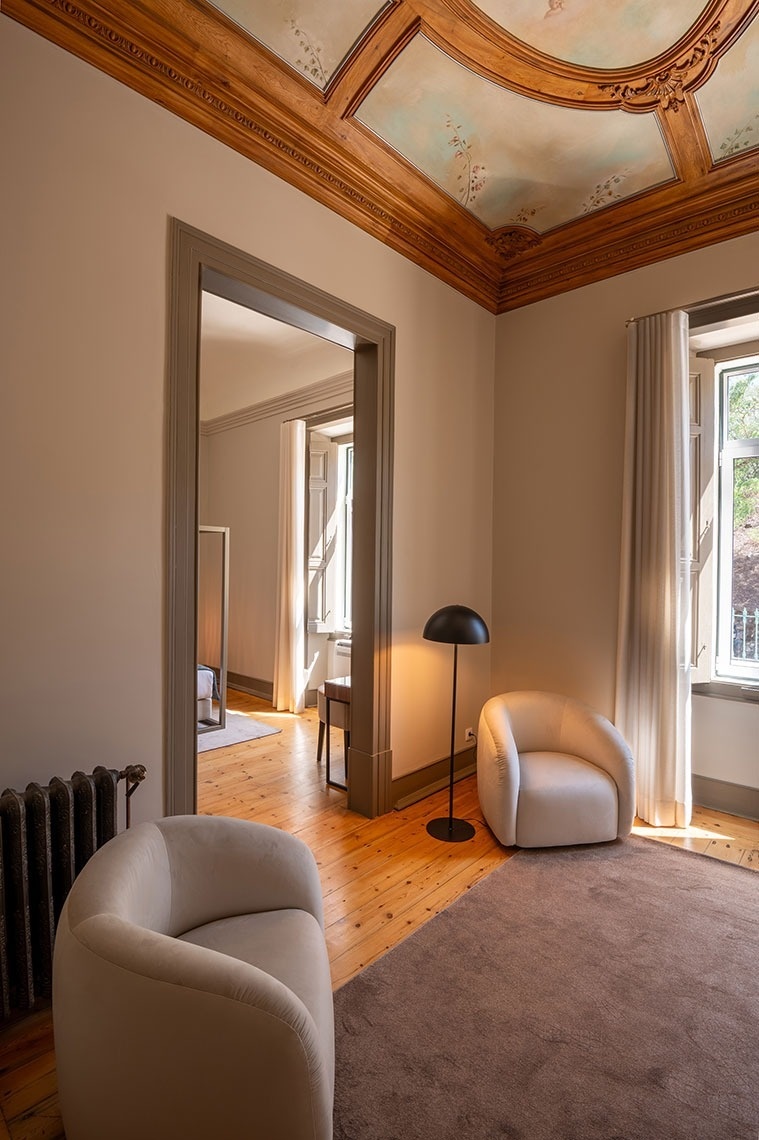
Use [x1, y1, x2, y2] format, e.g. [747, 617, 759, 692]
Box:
[65, 814, 325, 939]
[498, 690, 572, 754]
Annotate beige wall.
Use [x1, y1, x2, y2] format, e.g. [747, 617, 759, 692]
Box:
[200, 386, 352, 687]
[0, 18, 494, 815]
[493, 233, 759, 789]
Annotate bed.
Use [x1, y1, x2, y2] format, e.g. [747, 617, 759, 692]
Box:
[197, 665, 219, 723]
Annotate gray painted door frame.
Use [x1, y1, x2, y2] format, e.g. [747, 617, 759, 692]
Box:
[166, 219, 394, 818]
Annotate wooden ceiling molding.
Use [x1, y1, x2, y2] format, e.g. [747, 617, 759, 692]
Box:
[6, 0, 759, 313]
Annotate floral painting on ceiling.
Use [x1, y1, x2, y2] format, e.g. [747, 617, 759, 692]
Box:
[207, 0, 389, 88]
[356, 35, 675, 232]
[696, 11, 759, 161]
[473, 0, 709, 69]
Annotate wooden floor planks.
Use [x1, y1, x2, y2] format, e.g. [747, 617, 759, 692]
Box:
[1, 688, 756, 1138]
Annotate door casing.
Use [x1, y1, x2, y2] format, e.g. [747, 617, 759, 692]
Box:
[166, 218, 394, 817]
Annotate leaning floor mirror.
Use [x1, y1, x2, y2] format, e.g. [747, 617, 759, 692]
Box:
[197, 525, 229, 735]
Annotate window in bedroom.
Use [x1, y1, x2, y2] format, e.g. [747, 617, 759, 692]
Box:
[307, 421, 353, 636]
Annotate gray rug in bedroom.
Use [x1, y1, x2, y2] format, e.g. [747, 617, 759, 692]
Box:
[197, 711, 280, 752]
[333, 837, 758, 1140]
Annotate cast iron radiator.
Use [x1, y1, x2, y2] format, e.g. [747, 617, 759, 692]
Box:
[0, 764, 146, 1020]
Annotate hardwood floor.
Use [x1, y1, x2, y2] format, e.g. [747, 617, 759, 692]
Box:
[1, 688, 757, 1138]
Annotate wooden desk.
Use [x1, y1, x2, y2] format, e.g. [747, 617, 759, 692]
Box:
[324, 675, 351, 791]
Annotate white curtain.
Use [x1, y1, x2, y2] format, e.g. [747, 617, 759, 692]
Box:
[615, 311, 692, 827]
[273, 419, 307, 713]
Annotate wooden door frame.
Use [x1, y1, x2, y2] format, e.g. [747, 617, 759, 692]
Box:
[166, 219, 394, 818]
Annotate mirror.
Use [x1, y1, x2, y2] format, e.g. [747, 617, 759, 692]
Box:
[197, 525, 229, 734]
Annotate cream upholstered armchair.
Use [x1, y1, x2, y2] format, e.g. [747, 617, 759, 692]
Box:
[477, 691, 635, 848]
[53, 815, 334, 1140]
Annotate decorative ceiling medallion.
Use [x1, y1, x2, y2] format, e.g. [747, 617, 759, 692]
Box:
[471, 0, 710, 70]
[599, 23, 721, 111]
[205, 0, 390, 89]
[487, 228, 542, 261]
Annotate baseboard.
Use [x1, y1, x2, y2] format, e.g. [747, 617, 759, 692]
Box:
[692, 775, 759, 821]
[392, 747, 476, 810]
[227, 673, 273, 702]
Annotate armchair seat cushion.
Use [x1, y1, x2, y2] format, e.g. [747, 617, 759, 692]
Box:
[517, 751, 618, 848]
[180, 908, 333, 1047]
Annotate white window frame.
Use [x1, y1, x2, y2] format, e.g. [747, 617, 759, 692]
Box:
[335, 441, 354, 634]
[306, 426, 353, 637]
[714, 358, 759, 682]
[691, 350, 759, 690]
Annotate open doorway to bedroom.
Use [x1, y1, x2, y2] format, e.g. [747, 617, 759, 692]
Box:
[195, 293, 356, 798]
[166, 220, 394, 820]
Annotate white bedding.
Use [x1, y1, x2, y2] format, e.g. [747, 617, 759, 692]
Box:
[197, 666, 216, 701]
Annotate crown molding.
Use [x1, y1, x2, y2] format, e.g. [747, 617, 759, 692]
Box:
[5, 0, 759, 314]
[201, 372, 354, 436]
[496, 160, 759, 311]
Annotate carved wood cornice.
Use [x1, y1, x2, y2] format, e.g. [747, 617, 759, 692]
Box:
[4, 0, 500, 311]
[4, 0, 759, 315]
[496, 159, 759, 310]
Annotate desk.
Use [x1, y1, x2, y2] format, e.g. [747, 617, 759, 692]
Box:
[324, 675, 351, 791]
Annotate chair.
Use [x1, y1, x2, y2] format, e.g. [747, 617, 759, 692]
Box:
[53, 815, 334, 1140]
[477, 691, 635, 848]
[316, 679, 351, 775]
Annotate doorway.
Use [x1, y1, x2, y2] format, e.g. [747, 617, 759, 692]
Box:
[166, 219, 394, 818]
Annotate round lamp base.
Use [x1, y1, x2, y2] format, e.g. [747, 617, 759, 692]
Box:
[426, 817, 476, 843]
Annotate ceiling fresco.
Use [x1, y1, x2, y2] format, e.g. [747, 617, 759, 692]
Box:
[356, 34, 675, 231]
[6, 0, 759, 312]
[207, 0, 390, 89]
[472, 0, 711, 69]
[696, 11, 759, 161]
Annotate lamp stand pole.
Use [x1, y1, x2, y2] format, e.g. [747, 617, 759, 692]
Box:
[426, 642, 476, 842]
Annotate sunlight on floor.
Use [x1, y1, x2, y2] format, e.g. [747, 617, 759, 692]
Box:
[632, 821, 734, 841]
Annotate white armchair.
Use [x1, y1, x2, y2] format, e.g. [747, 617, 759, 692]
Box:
[477, 691, 635, 848]
[53, 815, 334, 1140]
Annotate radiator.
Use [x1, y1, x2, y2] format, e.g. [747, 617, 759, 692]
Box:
[0, 764, 146, 1020]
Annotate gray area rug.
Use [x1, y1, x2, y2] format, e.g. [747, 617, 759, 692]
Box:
[333, 838, 758, 1140]
[196, 711, 280, 752]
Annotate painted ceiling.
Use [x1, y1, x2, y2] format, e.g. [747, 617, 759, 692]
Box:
[7, 0, 759, 311]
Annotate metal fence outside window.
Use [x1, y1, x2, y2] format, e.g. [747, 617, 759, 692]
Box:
[732, 607, 759, 661]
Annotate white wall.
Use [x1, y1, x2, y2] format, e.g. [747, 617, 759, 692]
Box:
[493, 232, 759, 790]
[691, 695, 758, 789]
[0, 18, 494, 816]
[200, 314, 352, 421]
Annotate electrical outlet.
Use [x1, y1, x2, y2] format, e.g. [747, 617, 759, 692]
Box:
[464, 727, 475, 743]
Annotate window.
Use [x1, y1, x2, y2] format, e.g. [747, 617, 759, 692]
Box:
[307, 424, 353, 635]
[336, 441, 353, 632]
[691, 352, 759, 686]
[715, 361, 759, 679]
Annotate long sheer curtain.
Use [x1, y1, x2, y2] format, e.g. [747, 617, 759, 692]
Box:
[615, 310, 692, 827]
[273, 419, 306, 713]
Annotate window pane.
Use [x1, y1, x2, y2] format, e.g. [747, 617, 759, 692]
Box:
[730, 455, 759, 664]
[726, 370, 759, 441]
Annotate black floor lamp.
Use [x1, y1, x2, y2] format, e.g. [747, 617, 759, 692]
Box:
[423, 604, 490, 842]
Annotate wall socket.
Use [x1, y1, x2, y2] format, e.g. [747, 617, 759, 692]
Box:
[464, 727, 476, 743]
